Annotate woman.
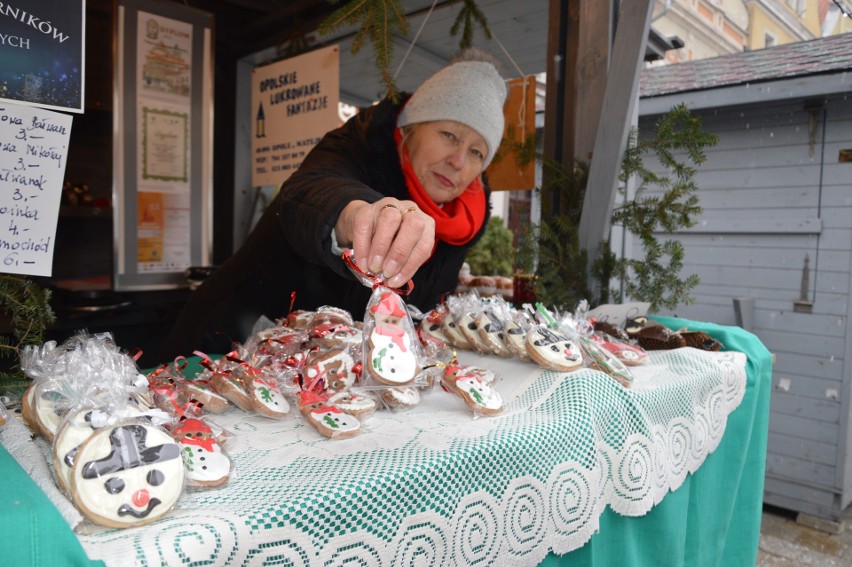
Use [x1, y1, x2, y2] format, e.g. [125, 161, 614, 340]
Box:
[158, 50, 507, 361]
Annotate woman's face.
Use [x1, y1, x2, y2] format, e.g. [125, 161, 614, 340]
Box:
[403, 121, 488, 204]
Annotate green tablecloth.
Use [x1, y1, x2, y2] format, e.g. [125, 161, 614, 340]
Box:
[0, 444, 103, 566]
[541, 316, 772, 566]
[0, 316, 770, 566]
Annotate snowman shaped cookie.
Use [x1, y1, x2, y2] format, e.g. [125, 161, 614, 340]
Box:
[298, 391, 361, 439]
[366, 292, 419, 386]
[71, 422, 184, 528]
[172, 418, 231, 488]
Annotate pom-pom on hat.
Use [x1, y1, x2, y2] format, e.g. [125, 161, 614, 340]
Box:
[397, 58, 507, 168]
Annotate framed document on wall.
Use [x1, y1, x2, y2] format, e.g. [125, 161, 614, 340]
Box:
[114, 0, 212, 290]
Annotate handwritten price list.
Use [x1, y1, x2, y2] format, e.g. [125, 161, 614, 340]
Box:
[0, 104, 72, 277]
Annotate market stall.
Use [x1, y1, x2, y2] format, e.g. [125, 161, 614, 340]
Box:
[0, 316, 771, 566]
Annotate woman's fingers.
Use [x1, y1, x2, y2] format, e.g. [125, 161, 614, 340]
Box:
[343, 199, 434, 286]
[386, 210, 435, 288]
[367, 202, 405, 273]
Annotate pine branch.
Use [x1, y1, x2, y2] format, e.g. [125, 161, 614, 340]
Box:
[450, 0, 492, 50]
[319, 0, 409, 100]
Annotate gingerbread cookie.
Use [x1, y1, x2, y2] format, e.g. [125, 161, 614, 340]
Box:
[458, 312, 493, 354]
[286, 310, 315, 329]
[172, 418, 231, 488]
[440, 315, 474, 351]
[177, 380, 230, 414]
[503, 320, 529, 360]
[476, 311, 512, 357]
[525, 327, 584, 372]
[210, 372, 252, 411]
[327, 391, 377, 417]
[379, 386, 421, 411]
[71, 422, 184, 528]
[305, 347, 358, 394]
[249, 377, 290, 418]
[442, 364, 503, 416]
[298, 392, 361, 439]
[33, 387, 70, 442]
[366, 292, 419, 386]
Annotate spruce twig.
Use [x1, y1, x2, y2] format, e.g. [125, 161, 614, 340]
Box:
[450, 0, 492, 50]
[319, 0, 409, 100]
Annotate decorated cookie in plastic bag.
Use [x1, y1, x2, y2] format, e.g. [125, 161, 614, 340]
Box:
[525, 326, 584, 372]
[71, 422, 184, 528]
[297, 390, 361, 439]
[476, 309, 513, 358]
[327, 390, 377, 417]
[442, 363, 503, 416]
[305, 347, 359, 394]
[171, 418, 231, 488]
[248, 376, 290, 418]
[365, 291, 420, 386]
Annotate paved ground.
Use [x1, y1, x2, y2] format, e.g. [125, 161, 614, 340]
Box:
[758, 504, 852, 566]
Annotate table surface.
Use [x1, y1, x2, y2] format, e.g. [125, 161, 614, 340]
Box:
[0, 317, 772, 567]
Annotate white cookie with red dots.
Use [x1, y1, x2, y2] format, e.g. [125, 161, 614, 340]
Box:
[71, 422, 184, 528]
[525, 327, 584, 372]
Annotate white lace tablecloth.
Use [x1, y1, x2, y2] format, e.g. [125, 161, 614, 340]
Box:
[62, 347, 746, 566]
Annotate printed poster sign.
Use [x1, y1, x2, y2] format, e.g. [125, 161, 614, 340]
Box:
[0, 103, 72, 276]
[137, 190, 191, 273]
[0, 1, 86, 113]
[141, 105, 189, 183]
[136, 11, 192, 99]
[251, 45, 340, 187]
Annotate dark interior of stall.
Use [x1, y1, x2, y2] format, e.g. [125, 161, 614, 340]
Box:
[0, 0, 327, 369]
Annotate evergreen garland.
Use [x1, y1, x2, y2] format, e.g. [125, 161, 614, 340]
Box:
[0, 275, 55, 392]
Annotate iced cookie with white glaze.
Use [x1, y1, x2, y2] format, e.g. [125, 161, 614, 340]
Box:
[71, 422, 184, 528]
[442, 363, 503, 416]
[327, 391, 377, 417]
[525, 327, 584, 372]
[503, 320, 529, 360]
[298, 391, 361, 439]
[249, 377, 290, 418]
[172, 418, 231, 488]
[476, 311, 512, 357]
[366, 292, 419, 386]
[379, 386, 421, 411]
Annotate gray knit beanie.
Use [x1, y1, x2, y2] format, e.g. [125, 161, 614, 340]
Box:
[397, 60, 507, 168]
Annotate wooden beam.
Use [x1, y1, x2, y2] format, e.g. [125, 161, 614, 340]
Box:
[578, 0, 654, 271]
[569, 0, 611, 164]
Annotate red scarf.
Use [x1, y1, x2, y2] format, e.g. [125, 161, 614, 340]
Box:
[395, 128, 486, 246]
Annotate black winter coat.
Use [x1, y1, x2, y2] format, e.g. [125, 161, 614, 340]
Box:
[158, 97, 491, 360]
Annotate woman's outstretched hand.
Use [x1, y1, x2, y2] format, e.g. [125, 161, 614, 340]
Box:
[335, 198, 436, 288]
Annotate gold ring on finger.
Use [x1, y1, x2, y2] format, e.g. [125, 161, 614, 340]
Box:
[402, 206, 417, 215]
[381, 203, 399, 212]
